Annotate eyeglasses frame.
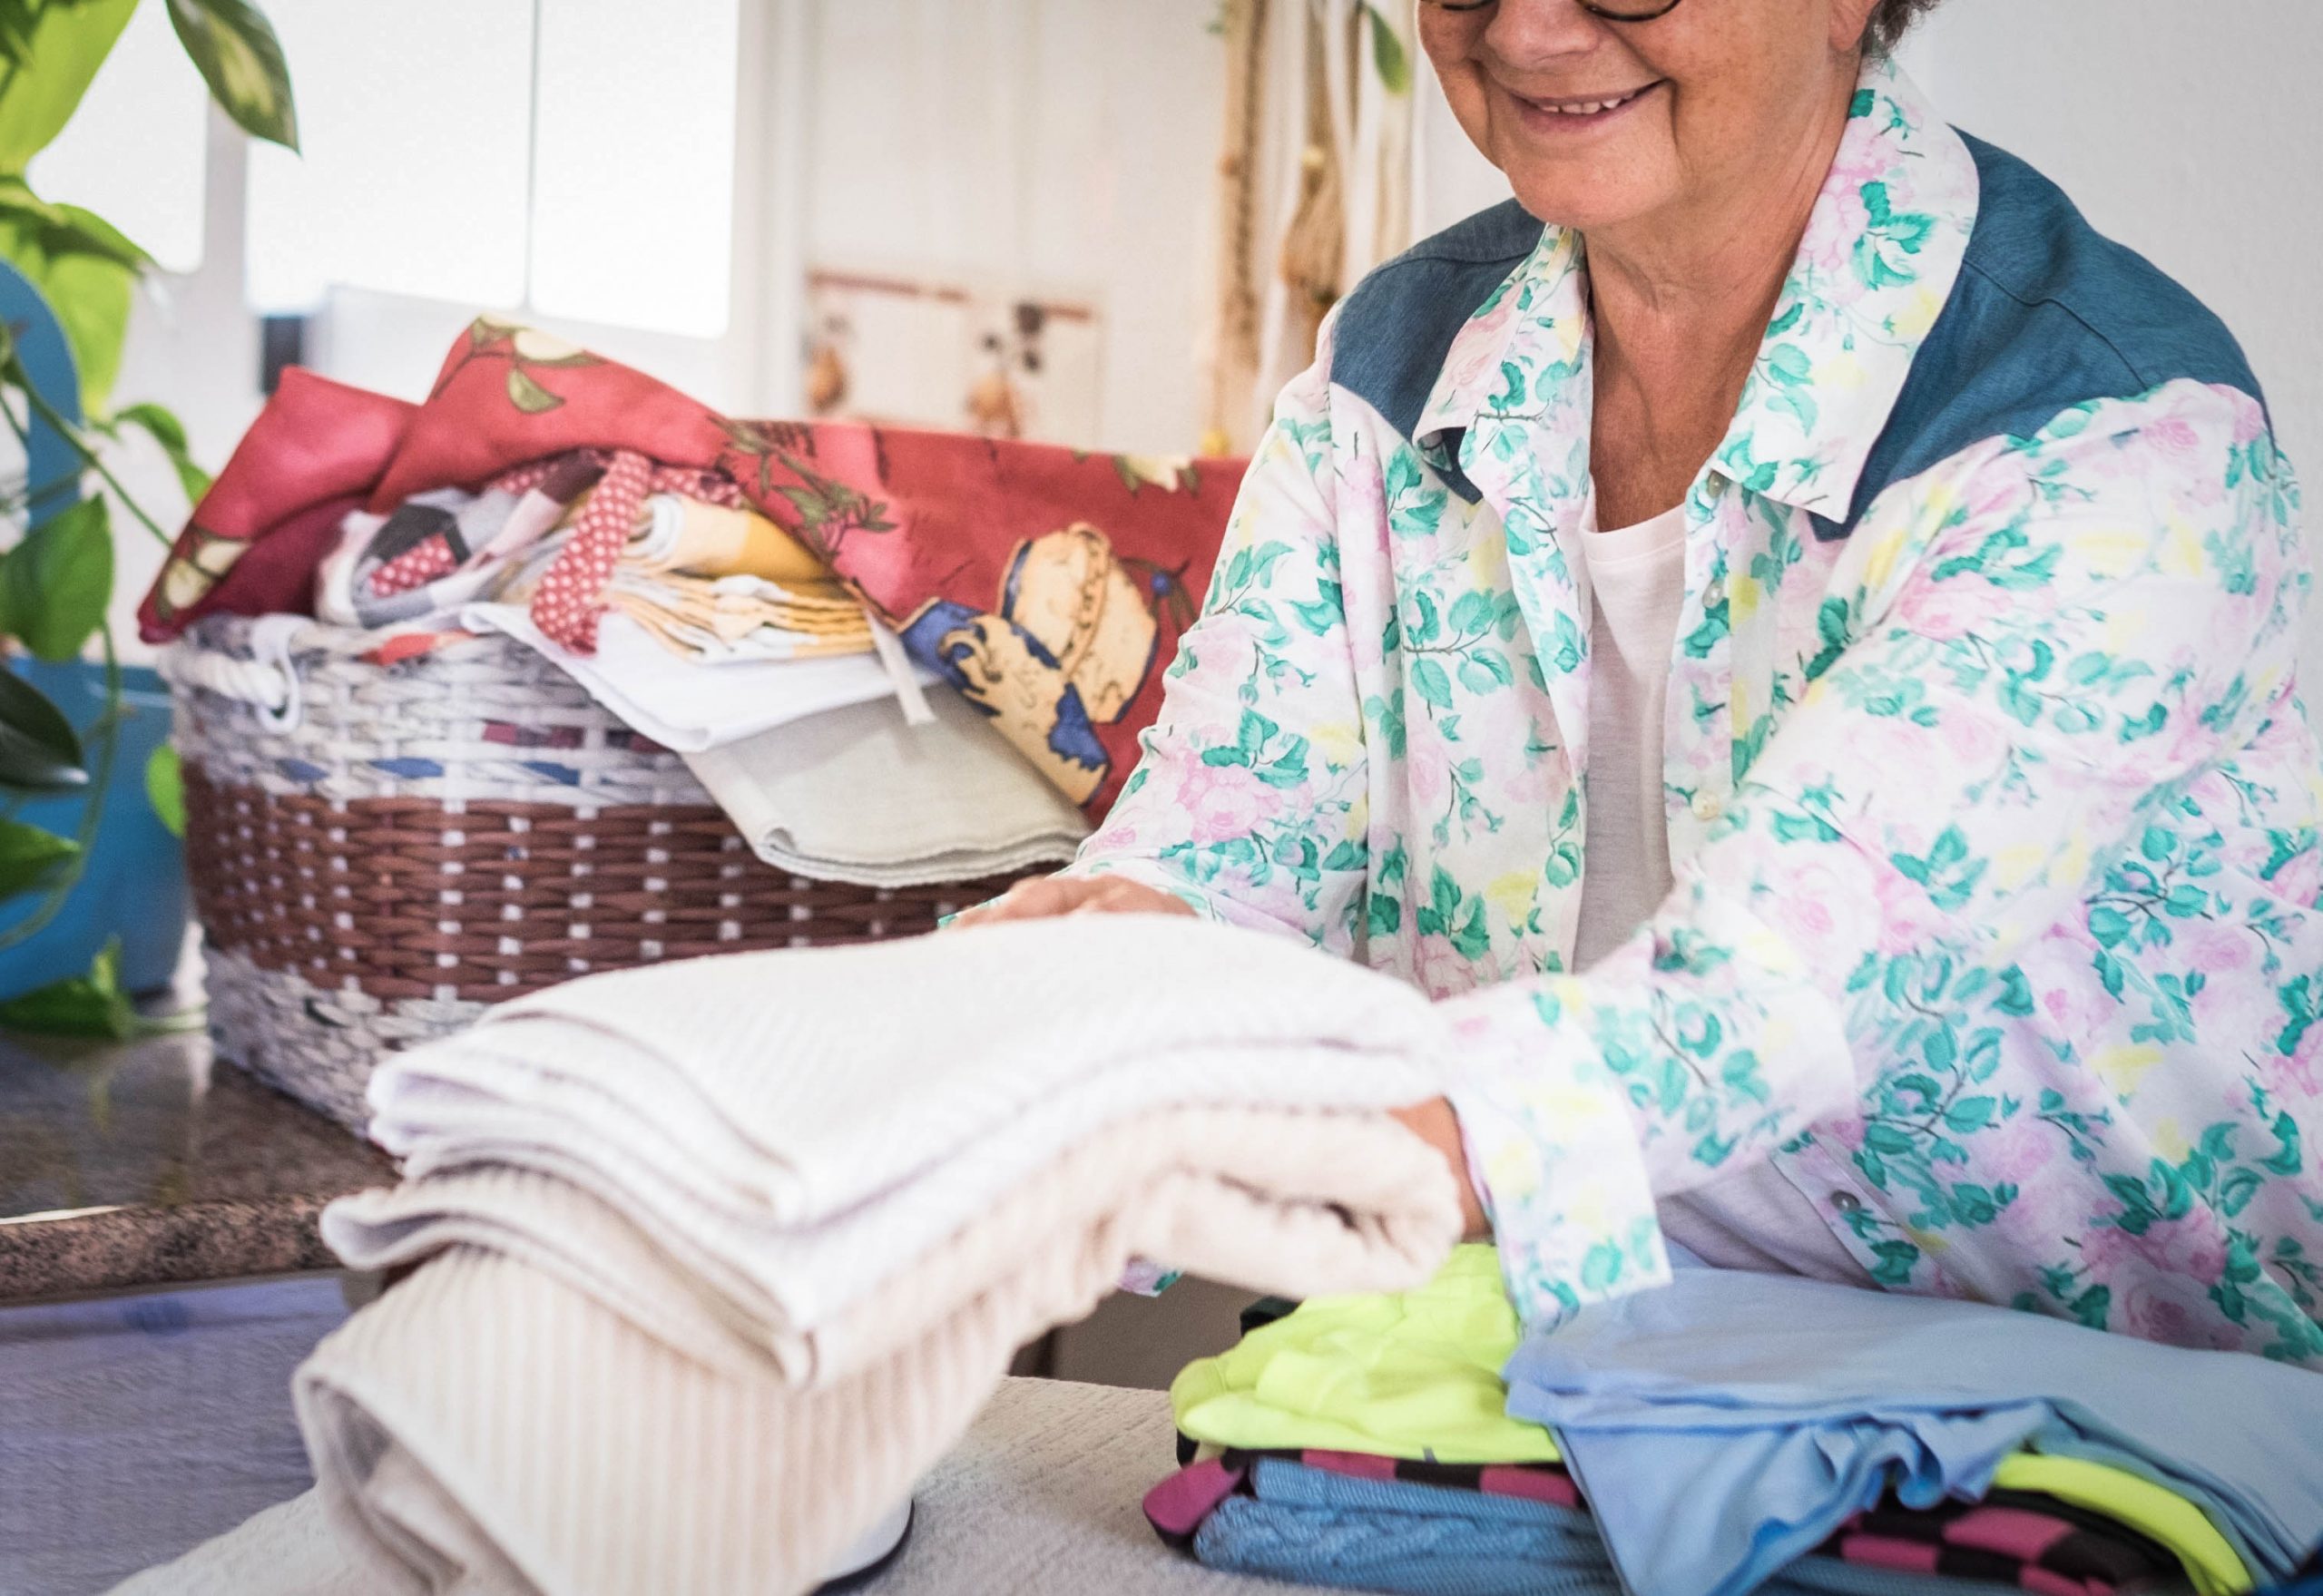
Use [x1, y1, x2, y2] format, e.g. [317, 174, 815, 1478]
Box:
[1422, 0, 1686, 22]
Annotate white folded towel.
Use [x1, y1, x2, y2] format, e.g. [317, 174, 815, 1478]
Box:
[342, 916, 1450, 1376]
[302, 1104, 1456, 1596]
[681, 688, 1089, 889]
[283, 915, 1465, 1593]
[459, 604, 919, 750]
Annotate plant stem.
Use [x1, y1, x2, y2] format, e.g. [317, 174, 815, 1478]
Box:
[3, 359, 175, 548]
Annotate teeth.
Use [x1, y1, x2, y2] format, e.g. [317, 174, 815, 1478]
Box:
[1539, 89, 1636, 115]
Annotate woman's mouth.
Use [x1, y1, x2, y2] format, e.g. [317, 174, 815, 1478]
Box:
[1510, 80, 1664, 132]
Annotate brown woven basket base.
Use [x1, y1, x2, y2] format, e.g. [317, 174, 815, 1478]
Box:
[184, 767, 1035, 1006]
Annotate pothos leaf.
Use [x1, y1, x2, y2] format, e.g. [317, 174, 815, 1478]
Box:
[0, 817, 77, 898]
[0, 0, 138, 174]
[1361, 3, 1411, 95]
[0, 936, 135, 1038]
[0, 494, 113, 661]
[164, 0, 299, 152]
[0, 183, 152, 412]
[0, 669, 84, 792]
[111, 401, 213, 504]
[144, 743, 185, 837]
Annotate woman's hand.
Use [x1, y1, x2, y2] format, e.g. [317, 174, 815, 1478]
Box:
[946, 873, 1198, 930]
[1389, 1097, 1491, 1239]
[950, 880, 1485, 1237]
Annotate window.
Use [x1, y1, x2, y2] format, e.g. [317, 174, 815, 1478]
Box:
[29, 1, 210, 276]
[245, 0, 740, 337]
[528, 0, 740, 337]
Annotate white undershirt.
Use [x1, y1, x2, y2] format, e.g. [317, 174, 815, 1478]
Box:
[1572, 503, 1867, 1285]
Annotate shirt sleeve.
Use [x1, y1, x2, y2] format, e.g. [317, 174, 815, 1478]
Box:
[1063, 317, 1375, 953]
[1445, 379, 2306, 1325]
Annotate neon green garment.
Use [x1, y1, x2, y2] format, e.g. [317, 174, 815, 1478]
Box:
[1172, 1245, 2251, 1591]
[1173, 1245, 1562, 1464]
[1991, 1454, 2249, 1595]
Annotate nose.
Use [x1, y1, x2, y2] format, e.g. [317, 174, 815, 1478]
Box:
[1471, 0, 1623, 67]
[1495, 0, 1618, 43]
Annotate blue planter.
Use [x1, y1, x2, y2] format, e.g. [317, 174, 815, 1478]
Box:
[0, 657, 191, 1000]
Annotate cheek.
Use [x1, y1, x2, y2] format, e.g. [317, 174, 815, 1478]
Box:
[1422, 53, 1496, 162]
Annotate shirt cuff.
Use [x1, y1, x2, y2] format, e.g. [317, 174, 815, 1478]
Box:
[1439, 983, 1671, 1327]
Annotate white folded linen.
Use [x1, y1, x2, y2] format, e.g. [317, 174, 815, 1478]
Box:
[201, 915, 1471, 1594]
[339, 915, 1453, 1377]
[299, 1097, 1457, 1595]
[681, 688, 1089, 889]
[458, 604, 920, 750]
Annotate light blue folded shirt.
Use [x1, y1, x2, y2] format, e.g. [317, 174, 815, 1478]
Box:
[1502, 1268, 2323, 1596]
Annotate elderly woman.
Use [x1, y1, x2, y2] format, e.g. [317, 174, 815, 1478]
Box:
[965, 0, 2321, 1361]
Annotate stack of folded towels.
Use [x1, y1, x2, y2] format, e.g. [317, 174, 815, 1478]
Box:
[1148, 1247, 2323, 1596]
[155, 916, 1469, 1595]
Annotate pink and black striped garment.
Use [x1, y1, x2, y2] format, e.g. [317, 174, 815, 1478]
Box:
[1145, 1444, 2187, 1596]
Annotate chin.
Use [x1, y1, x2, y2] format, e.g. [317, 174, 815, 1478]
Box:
[1500, 171, 1670, 234]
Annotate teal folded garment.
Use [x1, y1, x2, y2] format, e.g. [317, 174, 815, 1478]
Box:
[1505, 1269, 2323, 1596]
[1192, 1457, 2034, 1596]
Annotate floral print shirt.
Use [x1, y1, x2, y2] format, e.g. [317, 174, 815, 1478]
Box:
[1070, 59, 2323, 1363]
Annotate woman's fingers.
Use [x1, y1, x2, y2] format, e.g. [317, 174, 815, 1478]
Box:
[946, 874, 1194, 929]
[1064, 877, 1197, 917]
[946, 875, 1090, 929]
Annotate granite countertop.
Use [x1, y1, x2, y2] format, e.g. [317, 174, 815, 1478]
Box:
[0, 1029, 394, 1304]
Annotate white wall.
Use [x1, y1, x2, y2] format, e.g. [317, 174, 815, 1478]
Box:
[1905, 0, 2323, 503]
[1415, 64, 1512, 235]
[799, 0, 1222, 455]
[103, 109, 265, 652]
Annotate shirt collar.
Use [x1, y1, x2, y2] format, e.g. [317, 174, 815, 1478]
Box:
[1415, 56, 1980, 523]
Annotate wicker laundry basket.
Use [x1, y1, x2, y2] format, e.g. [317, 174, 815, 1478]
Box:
[162, 613, 1037, 1132]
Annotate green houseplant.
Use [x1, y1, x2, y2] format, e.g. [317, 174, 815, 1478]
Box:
[0, 0, 295, 1033]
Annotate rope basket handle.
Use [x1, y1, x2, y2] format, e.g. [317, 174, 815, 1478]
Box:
[166, 613, 312, 732]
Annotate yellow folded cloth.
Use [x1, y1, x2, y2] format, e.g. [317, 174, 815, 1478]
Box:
[632, 494, 834, 586]
[1173, 1245, 1562, 1464]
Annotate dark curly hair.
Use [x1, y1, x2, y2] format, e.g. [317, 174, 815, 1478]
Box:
[1866, 0, 1946, 54]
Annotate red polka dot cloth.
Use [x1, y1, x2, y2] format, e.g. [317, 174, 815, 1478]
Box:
[365, 451, 742, 652]
[528, 454, 741, 652]
[365, 457, 583, 597]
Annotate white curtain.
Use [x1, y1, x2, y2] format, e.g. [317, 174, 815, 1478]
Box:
[1202, 0, 1421, 454]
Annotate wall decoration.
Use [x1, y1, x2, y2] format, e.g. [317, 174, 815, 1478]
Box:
[803, 270, 1103, 448]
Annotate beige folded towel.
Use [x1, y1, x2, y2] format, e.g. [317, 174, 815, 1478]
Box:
[681, 688, 1089, 889]
[295, 1103, 1459, 1595]
[340, 916, 1451, 1378]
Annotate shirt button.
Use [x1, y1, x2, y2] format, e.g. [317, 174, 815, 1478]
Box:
[1690, 790, 1723, 823]
[1829, 1192, 1863, 1214]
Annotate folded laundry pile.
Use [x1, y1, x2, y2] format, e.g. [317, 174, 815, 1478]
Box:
[681, 687, 1093, 889]
[1146, 1246, 2307, 1596]
[143, 331, 1249, 827]
[247, 915, 1465, 1594]
[309, 447, 1092, 886]
[1505, 1268, 2323, 1596]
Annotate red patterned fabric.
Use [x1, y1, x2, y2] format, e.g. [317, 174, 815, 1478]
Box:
[365, 453, 745, 647]
[138, 319, 1244, 815]
[524, 451, 744, 650]
[368, 537, 459, 594]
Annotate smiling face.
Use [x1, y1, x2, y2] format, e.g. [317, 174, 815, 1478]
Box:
[1419, 0, 1880, 236]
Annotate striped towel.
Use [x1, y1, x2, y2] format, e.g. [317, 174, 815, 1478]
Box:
[291, 915, 1467, 1592]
